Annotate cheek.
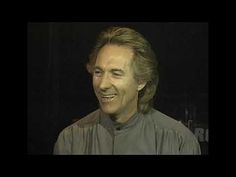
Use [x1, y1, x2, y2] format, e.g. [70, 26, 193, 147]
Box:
[92, 77, 99, 89]
[92, 80, 100, 96]
[119, 81, 138, 100]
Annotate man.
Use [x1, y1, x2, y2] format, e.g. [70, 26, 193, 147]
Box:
[53, 26, 201, 155]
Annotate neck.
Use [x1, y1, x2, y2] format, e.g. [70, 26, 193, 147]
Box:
[110, 107, 138, 124]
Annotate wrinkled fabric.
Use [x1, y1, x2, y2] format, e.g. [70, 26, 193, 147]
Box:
[54, 109, 201, 155]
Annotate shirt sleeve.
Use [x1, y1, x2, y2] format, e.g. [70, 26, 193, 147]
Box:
[53, 127, 72, 155]
[179, 133, 201, 155]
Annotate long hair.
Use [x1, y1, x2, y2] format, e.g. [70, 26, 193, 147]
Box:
[87, 27, 159, 114]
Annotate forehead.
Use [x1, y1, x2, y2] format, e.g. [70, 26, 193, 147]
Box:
[95, 45, 134, 71]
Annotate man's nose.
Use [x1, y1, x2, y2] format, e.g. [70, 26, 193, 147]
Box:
[99, 74, 112, 90]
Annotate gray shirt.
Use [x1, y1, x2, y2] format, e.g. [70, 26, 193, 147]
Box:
[53, 109, 201, 155]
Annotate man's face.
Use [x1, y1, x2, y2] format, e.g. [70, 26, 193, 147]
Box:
[93, 45, 140, 117]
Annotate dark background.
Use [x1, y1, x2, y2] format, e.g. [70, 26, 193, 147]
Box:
[27, 22, 208, 154]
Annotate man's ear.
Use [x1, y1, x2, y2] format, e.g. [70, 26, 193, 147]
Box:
[137, 82, 147, 91]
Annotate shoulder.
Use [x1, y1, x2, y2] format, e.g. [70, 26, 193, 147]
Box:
[64, 109, 100, 132]
[74, 109, 100, 127]
[57, 109, 100, 141]
[147, 108, 187, 131]
[146, 108, 198, 142]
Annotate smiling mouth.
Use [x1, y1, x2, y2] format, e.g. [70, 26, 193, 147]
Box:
[100, 94, 117, 103]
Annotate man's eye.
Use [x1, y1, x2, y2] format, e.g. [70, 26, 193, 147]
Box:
[94, 70, 102, 76]
[113, 72, 122, 77]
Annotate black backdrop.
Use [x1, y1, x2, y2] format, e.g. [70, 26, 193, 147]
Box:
[27, 22, 208, 154]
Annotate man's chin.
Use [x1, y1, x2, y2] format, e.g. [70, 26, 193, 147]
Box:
[100, 105, 117, 115]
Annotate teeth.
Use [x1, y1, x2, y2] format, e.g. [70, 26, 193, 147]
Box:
[101, 94, 116, 98]
[100, 94, 116, 102]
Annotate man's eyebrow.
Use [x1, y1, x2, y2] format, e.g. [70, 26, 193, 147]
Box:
[94, 66, 103, 70]
[94, 66, 124, 73]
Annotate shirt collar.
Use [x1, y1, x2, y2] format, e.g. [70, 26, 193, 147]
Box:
[99, 109, 141, 133]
